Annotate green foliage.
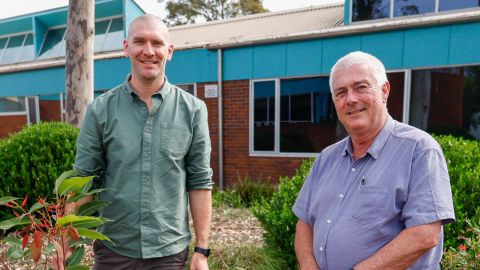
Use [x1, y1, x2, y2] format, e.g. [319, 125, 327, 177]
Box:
[0, 122, 79, 220]
[213, 175, 275, 208]
[434, 135, 480, 249]
[252, 158, 314, 269]
[165, 0, 268, 26]
[441, 221, 480, 270]
[0, 170, 110, 268]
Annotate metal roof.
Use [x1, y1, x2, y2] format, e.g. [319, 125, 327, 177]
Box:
[169, 2, 345, 50]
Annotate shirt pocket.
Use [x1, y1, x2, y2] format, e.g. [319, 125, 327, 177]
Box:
[158, 122, 192, 158]
[350, 186, 388, 225]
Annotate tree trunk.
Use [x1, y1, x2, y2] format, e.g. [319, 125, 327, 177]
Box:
[66, 0, 94, 127]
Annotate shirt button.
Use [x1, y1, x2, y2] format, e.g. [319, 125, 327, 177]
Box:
[144, 154, 149, 158]
[143, 177, 149, 183]
[319, 246, 324, 252]
[326, 219, 332, 224]
[351, 168, 356, 172]
[141, 106, 146, 110]
[339, 194, 344, 198]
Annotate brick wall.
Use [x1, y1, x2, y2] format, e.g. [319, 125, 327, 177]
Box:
[39, 100, 62, 122]
[0, 115, 28, 138]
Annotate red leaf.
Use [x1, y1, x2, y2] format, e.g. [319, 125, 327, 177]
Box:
[30, 231, 43, 263]
[13, 211, 20, 217]
[38, 197, 44, 205]
[22, 235, 29, 250]
[5, 203, 14, 208]
[68, 227, 80, 241]
[21, 195, 28, 207]
[459, 244, 467, 251]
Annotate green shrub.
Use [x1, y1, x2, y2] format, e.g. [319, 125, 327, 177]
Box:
[0, 122, 79, 220]
[213, 175, 275, 208]
[434, 135, 480, 249]
[252, 158, 314, 269]
[441, 221, 480, 270]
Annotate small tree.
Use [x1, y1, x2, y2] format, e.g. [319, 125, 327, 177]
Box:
[164, 0, 268, 26]
[0, 170, 111, 270]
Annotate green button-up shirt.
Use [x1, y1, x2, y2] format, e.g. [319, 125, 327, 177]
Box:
[74, 75, 213, 258]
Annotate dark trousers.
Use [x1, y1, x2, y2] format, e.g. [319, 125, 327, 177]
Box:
[92, 240, 189, 270]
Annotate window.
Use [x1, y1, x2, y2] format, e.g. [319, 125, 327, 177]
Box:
[352, 0, 391, 21]
[0, 33, 35, 65]
[439, 0, 479, 11]
[352, 0, 480, 22]
[39, 28, 66, 60]
[0, 97, 26, 114]
[394, 0, 435, 17]
[409, 66, 480, 141]
[94, 17, 124, 52]
[178, 84, 196, 96]
[251, 77, 338, 154]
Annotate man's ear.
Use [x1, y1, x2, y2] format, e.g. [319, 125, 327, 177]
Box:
[381, 81, 390, 103]
[123, 40, 129, 57]
[166, 44, 174, 61]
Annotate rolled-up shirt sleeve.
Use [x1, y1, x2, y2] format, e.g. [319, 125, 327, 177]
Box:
[185, 101, 213, 191]
[402, 147, 455, 228]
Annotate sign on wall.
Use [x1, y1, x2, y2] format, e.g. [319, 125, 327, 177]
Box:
[204, 85, 218, 98]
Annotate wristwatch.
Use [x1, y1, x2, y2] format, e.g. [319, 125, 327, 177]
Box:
[194, 246, 211, 257]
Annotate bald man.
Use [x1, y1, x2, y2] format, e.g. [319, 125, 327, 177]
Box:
[73, 14, 213, 270]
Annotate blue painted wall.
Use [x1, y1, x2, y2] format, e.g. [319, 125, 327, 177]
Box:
[222, 20, 480, 81]
[167, 48, 218, 84]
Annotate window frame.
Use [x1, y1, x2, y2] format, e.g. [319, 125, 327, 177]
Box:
[177, 83, 197, 97]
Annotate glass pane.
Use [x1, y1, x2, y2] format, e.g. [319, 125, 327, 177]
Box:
[253, 81, 275, 151]
[39, 28, 66, 59]
[0, 38, 7, 49]
[17, 33, 35, 63]
[0, 97, 26, 113]
[394, 0, 435, 17]
[94, 20, 110, 52]
[386, 72, 405, 121]
[1, 35, 26, 64]
[280, 77, 337, 153]
[410, 66, 480, 141]
[440, 0, 479, 12]
[352, 0, 390, 22]
[178, 84, 195, 95]
[102, 18, 124, 52]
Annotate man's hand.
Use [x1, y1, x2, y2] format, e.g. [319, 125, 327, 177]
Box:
[190, 252, 209, 270]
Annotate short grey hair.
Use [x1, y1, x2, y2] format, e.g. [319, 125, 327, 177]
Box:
[329, 51, 387, 93]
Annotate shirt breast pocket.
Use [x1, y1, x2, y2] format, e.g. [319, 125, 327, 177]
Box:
[350, 186, 388, 225]
[158, 122, 192, 158]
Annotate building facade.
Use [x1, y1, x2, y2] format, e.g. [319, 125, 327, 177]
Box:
[1, 0, 479, 187]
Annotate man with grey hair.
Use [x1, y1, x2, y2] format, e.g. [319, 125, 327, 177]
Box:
[293, 51, 455, 269]
[73, 14, 213, 270]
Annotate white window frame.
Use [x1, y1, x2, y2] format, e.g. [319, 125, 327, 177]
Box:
[0, 96, 28, 116]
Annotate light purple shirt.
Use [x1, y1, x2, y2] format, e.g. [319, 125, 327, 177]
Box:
[293, 116, 455, 270]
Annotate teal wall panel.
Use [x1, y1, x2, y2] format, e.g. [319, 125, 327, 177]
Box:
[223, 47, 253, 80]
[286, 40, 323, 76]
[361, 31, 404, 69]
[449, 22, 480, 65]
[94, 57, 131, 90]
[124, 0, 145, 39]
[167, 49, 218, 84]
[0, 17, 32, 36]
[322, 35, 362, 73]
[344, 0, 351, 25]
[33, 18, 48, 57]
[253, 43, 286, 78]
[403, 26, 450, 68]
[0, 67, 65, 97]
